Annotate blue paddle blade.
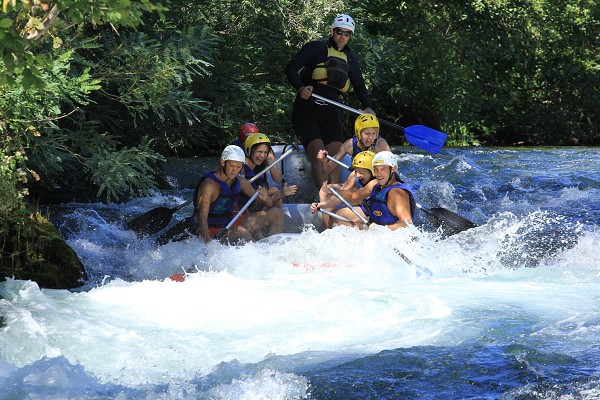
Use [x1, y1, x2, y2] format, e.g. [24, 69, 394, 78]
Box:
[404, 125, 448, 154]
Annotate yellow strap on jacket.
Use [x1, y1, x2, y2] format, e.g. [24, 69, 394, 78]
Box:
[310, 46, 351, 93]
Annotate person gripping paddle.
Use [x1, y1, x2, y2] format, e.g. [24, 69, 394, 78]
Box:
[194, 145, 280, 244]
[312, 151, 416, 231]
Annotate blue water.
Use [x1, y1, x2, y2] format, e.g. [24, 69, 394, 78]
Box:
[1, 147, 600, 399]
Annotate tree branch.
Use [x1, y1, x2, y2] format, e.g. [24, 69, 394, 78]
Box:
[26, 4, 60, 41]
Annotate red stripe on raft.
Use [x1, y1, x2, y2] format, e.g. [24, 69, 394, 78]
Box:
[169, 273, 186, 282]
[292, 262, 338, 270]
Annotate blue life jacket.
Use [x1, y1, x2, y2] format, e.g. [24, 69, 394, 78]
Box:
[193, 171, 241, 228]
[238, 163, 269, 204]
[355, 176, 372, 216]
[368, 176, 416, 225]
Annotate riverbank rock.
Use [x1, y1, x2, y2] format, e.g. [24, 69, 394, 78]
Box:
[0, 214, 87, 289]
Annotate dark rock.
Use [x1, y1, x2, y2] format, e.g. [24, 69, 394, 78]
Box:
[1, 214, 87, 289]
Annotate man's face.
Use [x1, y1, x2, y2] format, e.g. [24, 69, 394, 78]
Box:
[222, 160, 243, 179]
[332, 28, 352, 48]
[374, 165, 393, 185]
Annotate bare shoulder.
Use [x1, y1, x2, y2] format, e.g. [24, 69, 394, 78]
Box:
[376, 138, 391, 152]
[198, 177, 220, 199]
[359, 179, 378, 194]
[389, 186, 410, 200]
[341, 139, 353, 153]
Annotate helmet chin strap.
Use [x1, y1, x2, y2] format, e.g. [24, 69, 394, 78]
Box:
[221, 161, 234, 182]
[383, 167, 395, 187]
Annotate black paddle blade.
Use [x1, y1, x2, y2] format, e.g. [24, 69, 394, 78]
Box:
[214, 228, 228, 240]
[421, 207, 477, 236]
[155, 219, 194, 245]
[127, 206, 177, 236]
[127, 200, 192, 236]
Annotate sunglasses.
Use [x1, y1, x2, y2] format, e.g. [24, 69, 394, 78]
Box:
[334, 28, 352, 37]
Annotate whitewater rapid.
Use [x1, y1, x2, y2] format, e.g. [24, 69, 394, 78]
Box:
[1, 147, 600, 399]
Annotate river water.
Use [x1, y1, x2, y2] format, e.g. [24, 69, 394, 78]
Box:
[1, 147, 600, 399]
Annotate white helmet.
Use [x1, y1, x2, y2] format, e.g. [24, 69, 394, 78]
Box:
[221, 145, 245, 163]
[372, 151, 397, 168]
[331, 14, 355, 33]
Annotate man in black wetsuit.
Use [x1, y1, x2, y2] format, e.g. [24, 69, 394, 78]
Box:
[285, 14, 375, 188]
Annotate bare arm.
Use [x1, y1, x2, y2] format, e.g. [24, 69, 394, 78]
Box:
[316, 180, 375, 210]
[196, 181, 218, 242]
[266, 149, 282, 182]
[375, 138, 391, 152]
[318, 139, 352, 175]
[382, 188, 413, 230]
[340, 171, 357, 190]
[240, 179, 268, 204]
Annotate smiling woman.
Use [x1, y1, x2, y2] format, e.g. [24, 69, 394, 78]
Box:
[242, 133, 298, 211]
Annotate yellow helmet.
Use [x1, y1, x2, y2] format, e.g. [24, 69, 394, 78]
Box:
[354, 113, 379, 140]
[244, 133, 271, 157]
[352, 151, 375, 174]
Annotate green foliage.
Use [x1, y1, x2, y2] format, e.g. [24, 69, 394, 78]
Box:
[344, 0, 598, 145]
[94, 28, 217, 123]
[0, 0, 598, 214]
[1, 0, 168, 86]
[0, 135, 28, 225]
[88, 138, 165, 202]
[165, 0, 348, 147]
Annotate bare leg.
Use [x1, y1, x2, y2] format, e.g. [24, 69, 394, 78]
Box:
[243, 208, 284, 240]
[324, 141, 343, 184]
[268, 188, 283, 209]
[222, 227, 253, 244]
[265, 207, 284, 236]
[318, 182, 342, 229]
[306, 139, 326, 188]
[335, 207, 367, 228]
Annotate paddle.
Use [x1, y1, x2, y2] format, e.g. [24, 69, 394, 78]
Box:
[414, 203, 477, 236]
[317, 207, 353, 223]
[127, 200, 192, 236]
[214, 191, 260, 240]
[312, 93, 447, 154]
[327, 155, 476, 235]
[329, 186, 369, 226]
[129, 145, 299, 236]
[167, 188, 260, 281]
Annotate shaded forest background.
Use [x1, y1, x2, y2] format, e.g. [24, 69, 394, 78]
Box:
[1, 0, 599, 231]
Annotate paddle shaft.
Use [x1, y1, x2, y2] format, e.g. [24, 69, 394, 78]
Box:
[326, 154, 353, 171]
[318, 207, 353, 223]
[328, 157, 476, 234]
[329, 187, 369, 226]
[174, 199, 192, 210]
[312, 93, 405, 132]
[215, 191, 260, 239]
[248, 147, 295, 184]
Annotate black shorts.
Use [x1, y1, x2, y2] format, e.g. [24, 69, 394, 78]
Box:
[292, 98, 343, 148]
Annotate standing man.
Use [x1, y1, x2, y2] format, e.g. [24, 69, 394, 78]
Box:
[285, 14, 375, 188]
